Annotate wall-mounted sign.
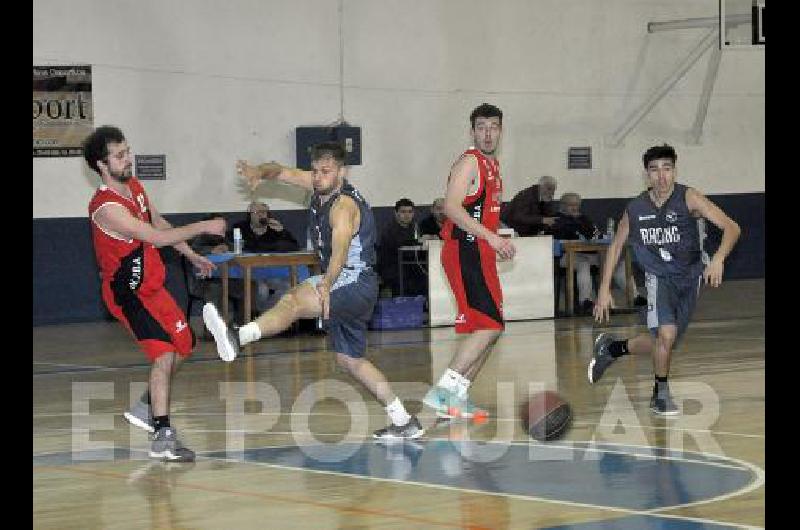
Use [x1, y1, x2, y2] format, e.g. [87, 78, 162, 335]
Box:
[135, 155, 166, 180]
[33, 65, 93, 157]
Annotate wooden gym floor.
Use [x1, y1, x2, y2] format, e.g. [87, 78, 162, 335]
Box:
[33, 279, 764, 529]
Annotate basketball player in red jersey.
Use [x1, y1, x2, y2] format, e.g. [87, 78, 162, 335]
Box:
[85, 126, 226, 461]
[423, 104, 516, 419]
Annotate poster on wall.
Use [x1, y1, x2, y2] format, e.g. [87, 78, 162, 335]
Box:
[33, 65, 93, 157]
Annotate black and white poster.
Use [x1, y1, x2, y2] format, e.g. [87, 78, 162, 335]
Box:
[33, 65, 93, 157]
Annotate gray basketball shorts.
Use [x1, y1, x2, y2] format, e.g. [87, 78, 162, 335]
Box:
[643, 272, 702, 340]
[305, 268, 378, 358]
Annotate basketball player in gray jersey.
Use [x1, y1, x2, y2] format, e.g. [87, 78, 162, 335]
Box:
[204, 142, 423, 440]
[588, 144, 740, 415]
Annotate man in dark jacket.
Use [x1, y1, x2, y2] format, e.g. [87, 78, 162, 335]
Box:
[377, 198, 425, 296]
[554, 192, 637, 314]
[500, 175, 558, 236]
[418, 198, 446, 240]
[229, 201, 299, 253]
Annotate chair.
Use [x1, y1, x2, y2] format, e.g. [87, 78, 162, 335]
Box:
[553, 258, 599, 317]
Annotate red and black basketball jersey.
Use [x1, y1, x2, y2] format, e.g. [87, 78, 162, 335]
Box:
[441, 148, 503, 241]
[88, 177, 166, 295]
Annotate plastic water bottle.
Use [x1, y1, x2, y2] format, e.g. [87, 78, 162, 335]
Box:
[233, 227, 243, 254]
[606, 218, 615, 240]
[413, 222, 419, 243]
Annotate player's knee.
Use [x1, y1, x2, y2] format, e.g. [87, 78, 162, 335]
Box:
[656, 327, 677, 349]
[276, 291, 300, 318]
[488, 328, 503, 343]
[335, 352, 360, 373]
[641, 334, 656, 349]
[152, 350, 176, 370]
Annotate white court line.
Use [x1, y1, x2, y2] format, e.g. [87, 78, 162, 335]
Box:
[33, 412, 766, 440]
[570, 421, 765, 440]
[32, 440, 764, 528]
[32, 365, 138, 376]
[590, 442, 765, 518]
[33, 361, 109, 370]
[31, 425, 765, 459]
[34, 451, 762, 529]
[35, 422, 756, 463]
[689, 335, 764, 342]
[200, 444, 762, 530]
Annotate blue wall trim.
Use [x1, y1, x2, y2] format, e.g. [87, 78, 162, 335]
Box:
[32, 193, 763, 325]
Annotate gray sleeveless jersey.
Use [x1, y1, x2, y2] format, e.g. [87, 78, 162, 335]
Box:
[308, 179, 376, 273]
[626, 183, 703, 277]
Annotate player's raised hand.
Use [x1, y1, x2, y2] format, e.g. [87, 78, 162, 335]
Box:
[235, 160, 283, 191]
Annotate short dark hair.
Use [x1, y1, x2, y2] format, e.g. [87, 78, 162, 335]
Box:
[310, 141, 346, 165]
[643, 144, 677, 168]
[470, 103, 503, 128]
[83, 125, 126, 174]
[395, 198, 414, 211]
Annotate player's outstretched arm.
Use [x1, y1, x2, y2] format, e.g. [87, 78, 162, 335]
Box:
[686, 187, 741, 287]
[594, 211, 629, 323]
[236, 159, 314, 191]
[94, 203, 225, 249]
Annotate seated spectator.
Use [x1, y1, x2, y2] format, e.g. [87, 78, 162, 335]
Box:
[230, 201, 300, 253]
[419, 198, 446, 240]
[189, 203, 300, 326]
[500, 175, 559, 236]
[554, 192, 638, 315]
[549, 193, 599, 241]
[377, 198, 426, 297]
[230, 201, 300, 313]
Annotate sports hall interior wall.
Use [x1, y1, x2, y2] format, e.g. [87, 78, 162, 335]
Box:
[33, 0, 763, 324]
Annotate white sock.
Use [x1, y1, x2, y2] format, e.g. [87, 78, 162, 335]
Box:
[385, 397, 411, 426]
[455, 376, 471, 400]
[238, 322, 261, 345]
[436, 368, 462, 393]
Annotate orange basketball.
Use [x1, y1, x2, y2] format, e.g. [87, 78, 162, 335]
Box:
[520, 390, 572, 441]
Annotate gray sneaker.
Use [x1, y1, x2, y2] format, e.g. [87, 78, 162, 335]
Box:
[123, 400, 154, 433]
[650, 386, 680, 416]
[373, 416, 425, 440]
[149, 427, 196, 462]
[588, 333, 618, 384]
[203, 303, 240, 362]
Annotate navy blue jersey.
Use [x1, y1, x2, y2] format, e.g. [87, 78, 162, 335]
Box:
[308, 179, 376, 273]
[626, 183, 703, 277]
